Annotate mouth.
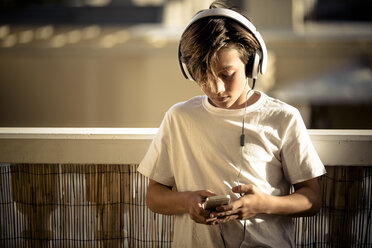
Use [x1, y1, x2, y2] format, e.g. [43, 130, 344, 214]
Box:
[215, 96, 230, 102]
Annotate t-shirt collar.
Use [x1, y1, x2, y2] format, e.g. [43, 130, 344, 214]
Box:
[202, 91, 264, 116]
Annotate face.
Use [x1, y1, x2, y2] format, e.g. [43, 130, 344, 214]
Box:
[200, 47, 249, 109]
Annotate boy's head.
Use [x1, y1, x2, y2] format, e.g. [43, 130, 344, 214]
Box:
[178, 1, 267, 87]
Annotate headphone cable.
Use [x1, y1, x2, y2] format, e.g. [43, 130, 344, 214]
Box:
[240, 78, 255, 147]
[238, 78, 255, 247]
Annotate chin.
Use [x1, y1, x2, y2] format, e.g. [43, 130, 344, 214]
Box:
[210, 98, 237, 109]
[217, 102, 234, 109]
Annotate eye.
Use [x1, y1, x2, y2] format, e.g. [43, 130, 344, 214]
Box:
[221, 72, 235, 80]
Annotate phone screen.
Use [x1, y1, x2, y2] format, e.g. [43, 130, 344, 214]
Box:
[204, 195, 230, 210]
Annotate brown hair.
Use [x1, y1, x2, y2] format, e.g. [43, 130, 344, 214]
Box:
[179, 1, 260, 85]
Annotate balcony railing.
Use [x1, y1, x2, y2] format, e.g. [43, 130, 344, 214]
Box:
[0, 128, 371, 247]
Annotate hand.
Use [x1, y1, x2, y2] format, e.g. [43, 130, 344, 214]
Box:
[207, 184, 270, 225]
[186, 189, 216, 224]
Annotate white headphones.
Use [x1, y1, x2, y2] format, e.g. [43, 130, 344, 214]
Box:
[178, 8, 268, 81]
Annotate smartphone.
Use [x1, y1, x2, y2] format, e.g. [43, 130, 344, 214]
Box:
[204, 195, 231, 210]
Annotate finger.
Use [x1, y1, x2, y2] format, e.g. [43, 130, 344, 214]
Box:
[213, 209, 238, 218]
[215, 204, 233, 212]
[215, 198, 243, 212]
[232, 184, 254, 194]
[206, 216, 217, 223]
[210, 214, 239, 225]
[222, 214, 239, 222]
[217, 210, 257, 221]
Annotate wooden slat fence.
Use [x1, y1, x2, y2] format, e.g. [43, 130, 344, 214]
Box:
[0, 164, 371, 247]
[0, 163, 173, 248]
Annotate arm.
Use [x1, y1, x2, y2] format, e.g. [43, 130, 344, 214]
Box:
[208, 177, 322, 224]
[250, 177, 322, 216]
[146, 179, 215, 224]
[272, 177, 322, 217]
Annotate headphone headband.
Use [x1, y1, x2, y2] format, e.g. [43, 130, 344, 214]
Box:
[179, 8, 268, 81]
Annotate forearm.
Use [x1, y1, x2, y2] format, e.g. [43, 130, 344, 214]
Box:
[146, 179, 190, 215]
[265, 179, 322, 217]
[266, 188, 321, 217]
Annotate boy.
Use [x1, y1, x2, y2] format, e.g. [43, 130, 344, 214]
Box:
[138, 1, 326, 247]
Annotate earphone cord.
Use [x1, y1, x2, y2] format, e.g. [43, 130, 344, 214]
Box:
[240, 78, 255, 147]
[238, 78, 255, 248]
[238, 78, 255, 185]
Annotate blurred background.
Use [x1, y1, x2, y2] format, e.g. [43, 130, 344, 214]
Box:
[0, 0, 371, 128]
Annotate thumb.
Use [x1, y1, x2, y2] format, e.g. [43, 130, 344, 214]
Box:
[200, 189, 216, 198]
[232, 184, 255, 194]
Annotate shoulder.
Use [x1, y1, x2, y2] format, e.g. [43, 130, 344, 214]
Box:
[261, 92, 300, 120]
[158, 96, 205, 138]
[257, 92, 306, 141]
[167, 95, 205, 116]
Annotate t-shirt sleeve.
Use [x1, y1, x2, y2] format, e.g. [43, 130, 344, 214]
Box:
[137, 111, 176, 187]
[280, 109, 326, 184]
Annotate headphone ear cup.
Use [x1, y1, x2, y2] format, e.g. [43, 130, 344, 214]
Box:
[246, 52, 260, 79]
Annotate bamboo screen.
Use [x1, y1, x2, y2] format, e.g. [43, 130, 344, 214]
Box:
[295, 166, 372, 248]
[0, 164, 173, 248]
[0, 164, 371, 247]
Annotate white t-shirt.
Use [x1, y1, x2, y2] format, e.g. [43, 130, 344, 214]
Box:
[138, 91, 326, 248]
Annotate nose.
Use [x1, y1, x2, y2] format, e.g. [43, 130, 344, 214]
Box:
[211, 78, 225, 94]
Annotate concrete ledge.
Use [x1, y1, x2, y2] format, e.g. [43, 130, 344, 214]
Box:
[0, 128, 371, 165]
